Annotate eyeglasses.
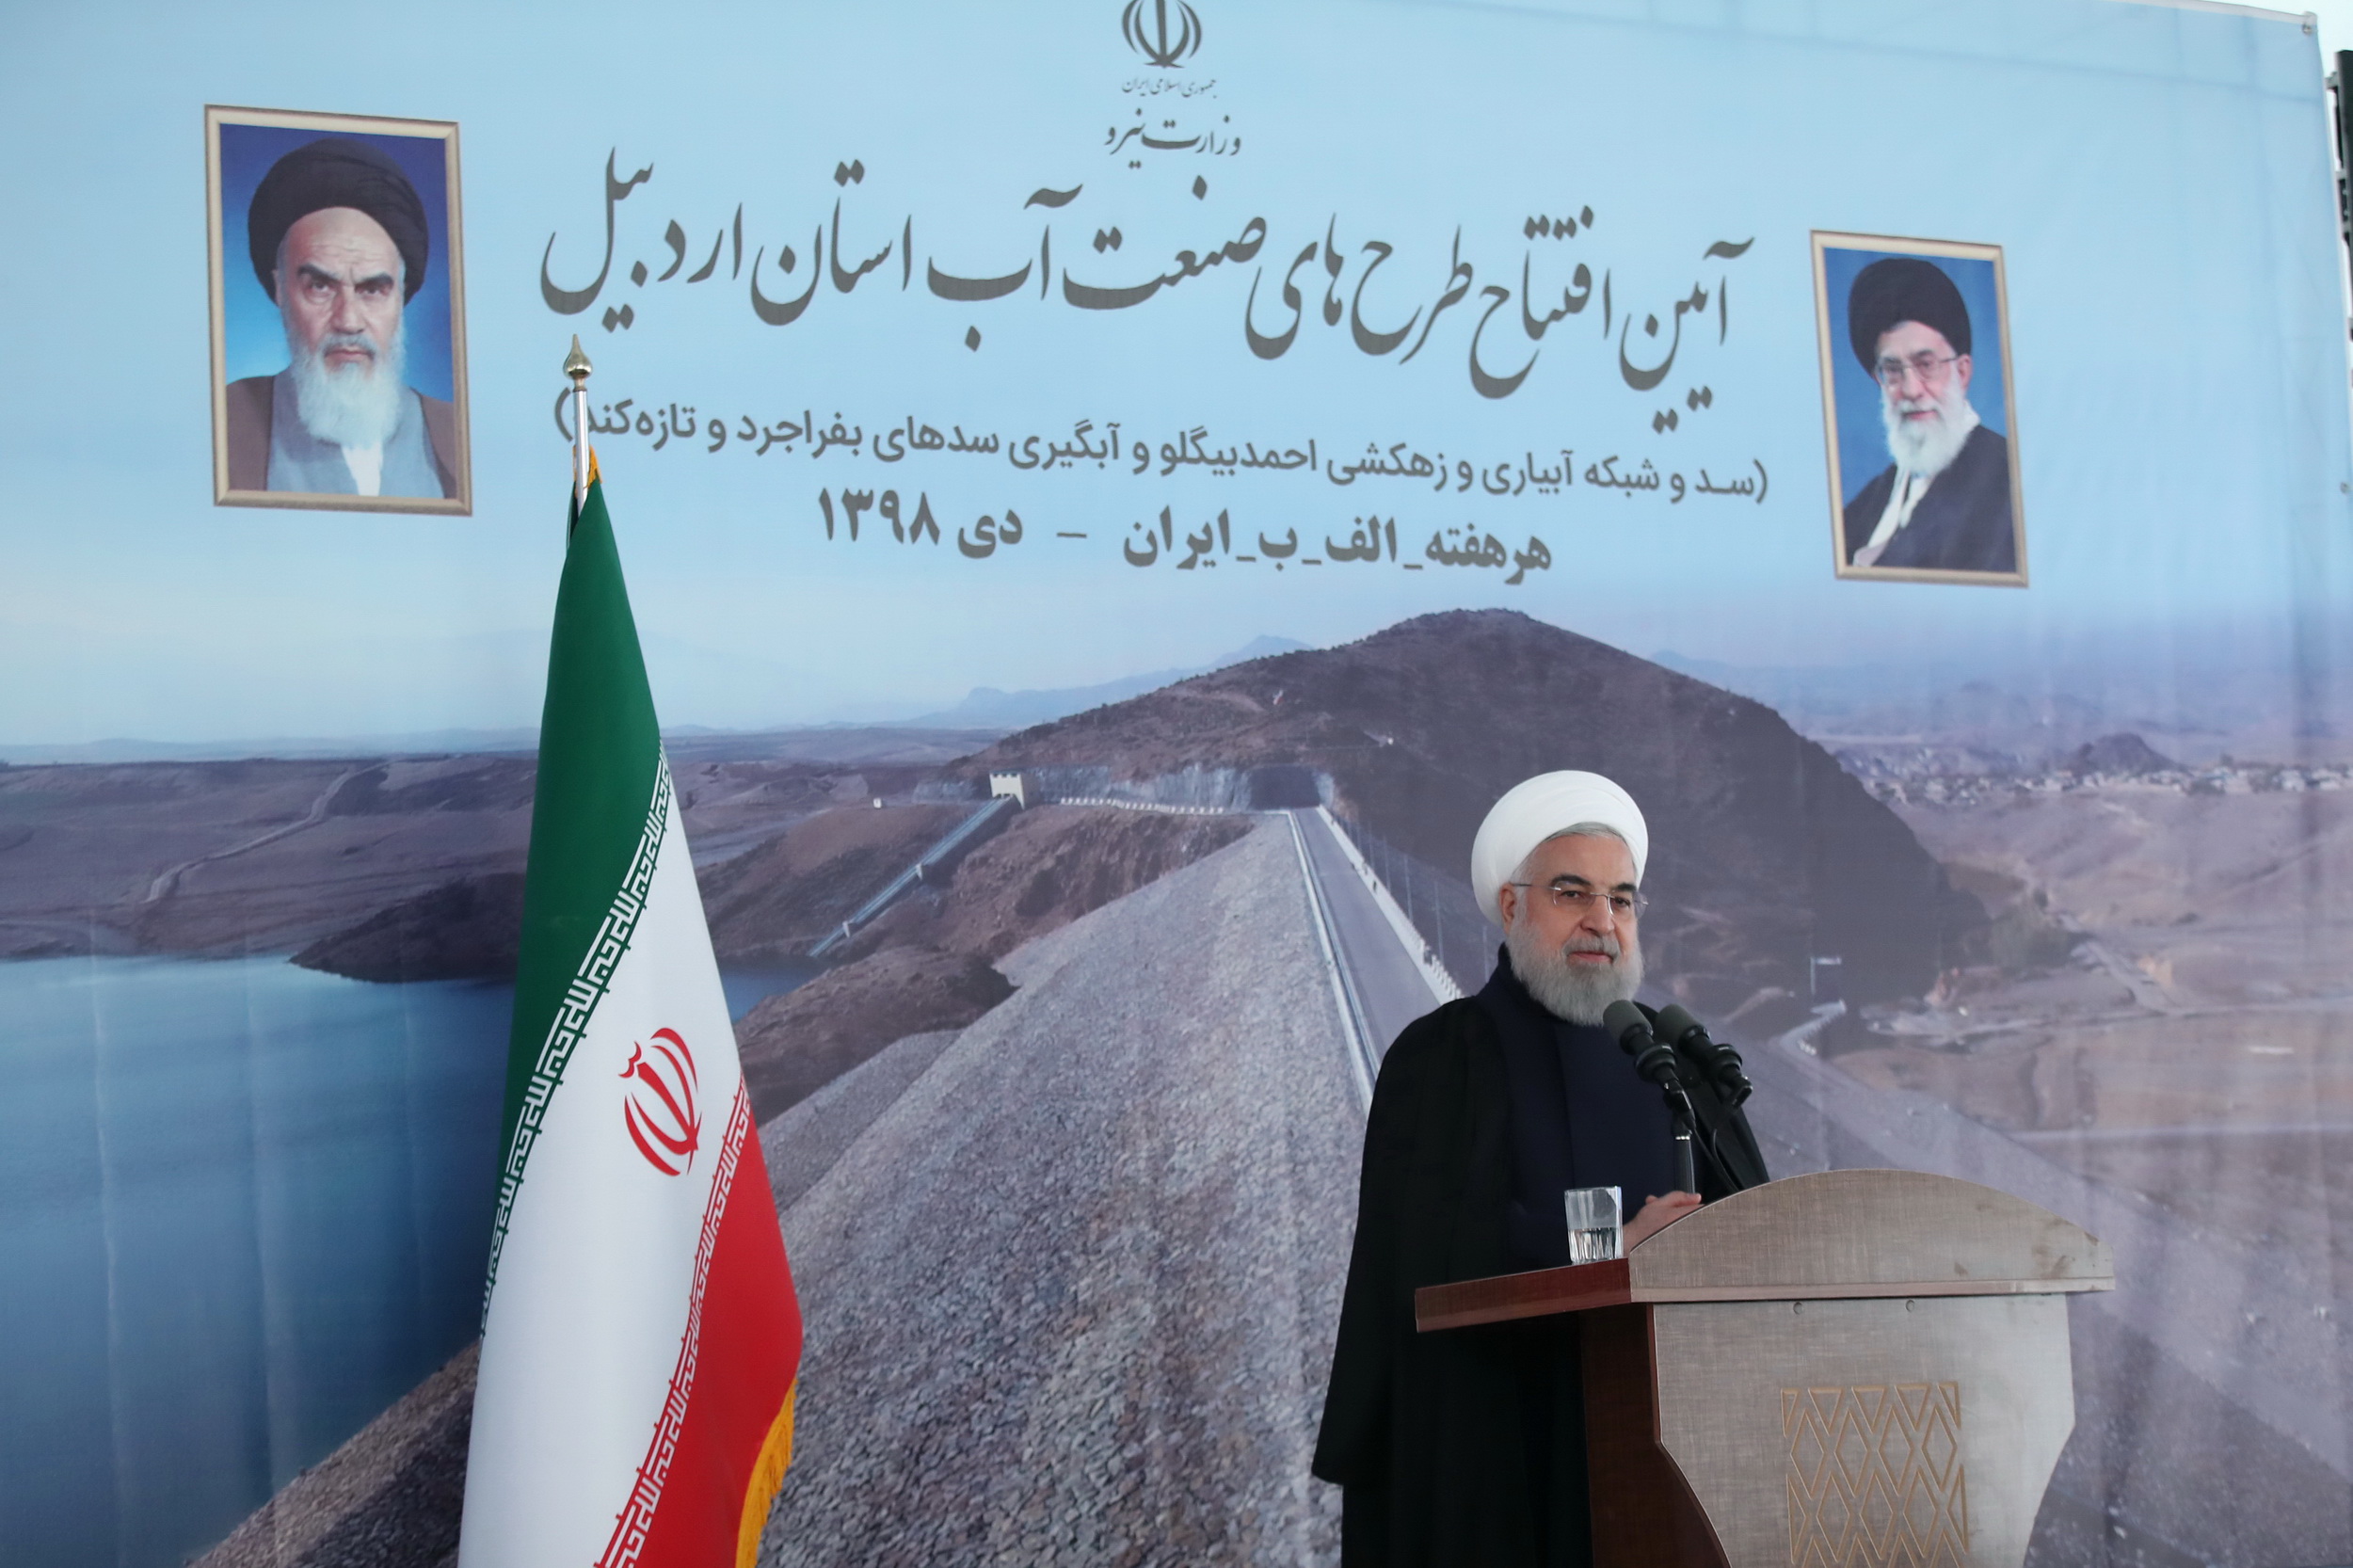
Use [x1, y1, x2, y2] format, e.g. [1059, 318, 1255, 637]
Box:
[1873, 351, 1961, 390]
[1511, 881, 1646, 919]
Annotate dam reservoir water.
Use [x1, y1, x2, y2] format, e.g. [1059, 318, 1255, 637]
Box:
[0, 952, 810, 1568]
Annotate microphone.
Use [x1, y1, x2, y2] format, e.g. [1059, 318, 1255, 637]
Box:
[1603, 1000, 1700, 1196]
[1603, 1000, 1685, 1090]
[1652, 1004, 1753, 1106]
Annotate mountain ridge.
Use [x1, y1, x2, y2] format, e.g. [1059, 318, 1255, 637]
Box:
[960, 610, 1980, 1016]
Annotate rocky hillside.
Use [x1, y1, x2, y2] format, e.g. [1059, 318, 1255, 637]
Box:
[697, 803, 973, 964]
[830, 808, 1253, 964]
[292, 873, 525, 983]
[731, 808, 1250, 1120]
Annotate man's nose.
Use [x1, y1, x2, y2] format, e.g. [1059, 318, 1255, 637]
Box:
[327, 285, 363, 331]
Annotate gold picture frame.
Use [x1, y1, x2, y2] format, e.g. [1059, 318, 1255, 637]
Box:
[1812, 232, 2024, 586]
[206, 105, 471, 514]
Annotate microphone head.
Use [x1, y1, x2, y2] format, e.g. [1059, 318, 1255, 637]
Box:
[1653, 1003, 1704, 1046]
[1654, 1002, 1754, 1105]
[1602, 1000, 1652, 1050]
[1607, 999, 1687, 1091]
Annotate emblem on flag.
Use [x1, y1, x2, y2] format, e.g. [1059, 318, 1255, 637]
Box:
[621, 1029, 703, 1176]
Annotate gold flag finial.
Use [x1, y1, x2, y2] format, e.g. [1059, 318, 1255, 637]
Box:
[563, 335, 593, 383]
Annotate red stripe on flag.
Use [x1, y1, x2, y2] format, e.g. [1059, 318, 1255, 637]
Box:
[599, 1088, 804, 1568]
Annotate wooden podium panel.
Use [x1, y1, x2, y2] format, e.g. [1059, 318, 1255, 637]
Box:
[1649, 1294, 2073, 1568]
[1580, 1304, 1729, 1568]
[1414, 1171, 2113, 1568]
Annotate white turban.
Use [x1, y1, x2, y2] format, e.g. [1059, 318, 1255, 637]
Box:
[1470, 771, 1649, 925]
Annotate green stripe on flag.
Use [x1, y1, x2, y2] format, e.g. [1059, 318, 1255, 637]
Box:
[488, 479, 664, 1288]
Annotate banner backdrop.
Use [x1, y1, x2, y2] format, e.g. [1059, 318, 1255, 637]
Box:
[3, 0, 2351, 1564]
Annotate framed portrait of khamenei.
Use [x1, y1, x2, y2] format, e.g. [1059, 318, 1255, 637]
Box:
[206, 106, 472, 513]
[1812, 232, 2025, 586]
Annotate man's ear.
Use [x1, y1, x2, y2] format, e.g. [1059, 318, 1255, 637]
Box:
[1496, 882, 1519, 928]
[1955, 353, 1973, 393]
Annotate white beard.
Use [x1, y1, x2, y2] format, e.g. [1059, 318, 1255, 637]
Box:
[1881, 373, 1977, 479]
[1505, 916, 1644, 1027]
[286, 317, 408, 449]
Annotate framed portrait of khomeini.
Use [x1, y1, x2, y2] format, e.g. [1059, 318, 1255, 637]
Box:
[206, 106, 471, 513]
[1812, 232, 2024, 585]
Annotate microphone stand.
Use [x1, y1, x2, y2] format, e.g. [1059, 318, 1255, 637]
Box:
[1606, 1000, 1714, 1197]
[1668, 1088, 1699, 1196]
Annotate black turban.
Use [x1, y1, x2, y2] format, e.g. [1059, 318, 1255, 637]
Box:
[248, 137, 430, 303]
[1846, 256, 1970, 370]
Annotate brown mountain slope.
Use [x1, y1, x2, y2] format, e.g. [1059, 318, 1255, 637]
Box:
[831, 808, 1254, 965]
[960, 610, 1980, 1015]
[731, 807, 1252, 1119]
[697, 804, 970, 963]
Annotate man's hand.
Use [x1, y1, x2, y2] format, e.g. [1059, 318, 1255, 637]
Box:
[1624, 1191, 1703, 1248]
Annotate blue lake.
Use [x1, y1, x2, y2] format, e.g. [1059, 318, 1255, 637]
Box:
[0, 953, 810, 1568]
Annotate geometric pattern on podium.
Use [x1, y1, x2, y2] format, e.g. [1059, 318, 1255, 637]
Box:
[1784, 1383, 1970, 1568]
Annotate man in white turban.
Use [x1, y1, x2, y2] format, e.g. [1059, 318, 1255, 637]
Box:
[1315, 771, 1768, 1568]
[1470, 770, 1652, 1031]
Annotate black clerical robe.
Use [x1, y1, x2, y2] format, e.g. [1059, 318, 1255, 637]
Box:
[1312, 953, 1768, 1567]
[1840, 424, 2016, 575]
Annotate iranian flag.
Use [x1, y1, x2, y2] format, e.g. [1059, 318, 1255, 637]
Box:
[458, 469, 802, 1568]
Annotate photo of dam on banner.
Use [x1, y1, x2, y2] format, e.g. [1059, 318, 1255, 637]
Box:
[1813, 232, 2025, 586]
[205, 106, 472, 514]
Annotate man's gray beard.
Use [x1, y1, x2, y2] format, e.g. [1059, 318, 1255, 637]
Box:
[286, 317, 407, 449]
[1505, 918, 1644, 1027]
[1881, 375, 1975, 479]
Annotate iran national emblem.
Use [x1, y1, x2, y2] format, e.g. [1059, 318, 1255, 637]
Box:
[619, 1027, 701, 1176]
[1121, 0, 1203, 67]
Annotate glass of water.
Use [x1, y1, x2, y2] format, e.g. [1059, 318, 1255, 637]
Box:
[1563, 1186, 1624, 1264]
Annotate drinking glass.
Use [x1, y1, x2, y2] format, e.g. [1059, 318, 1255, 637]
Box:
[1563, 1185, 1624, 1265]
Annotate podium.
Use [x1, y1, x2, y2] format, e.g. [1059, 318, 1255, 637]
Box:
[1414, 1170, 2113, 1568]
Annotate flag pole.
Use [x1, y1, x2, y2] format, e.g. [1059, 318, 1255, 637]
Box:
[564, 335, 593, 507]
